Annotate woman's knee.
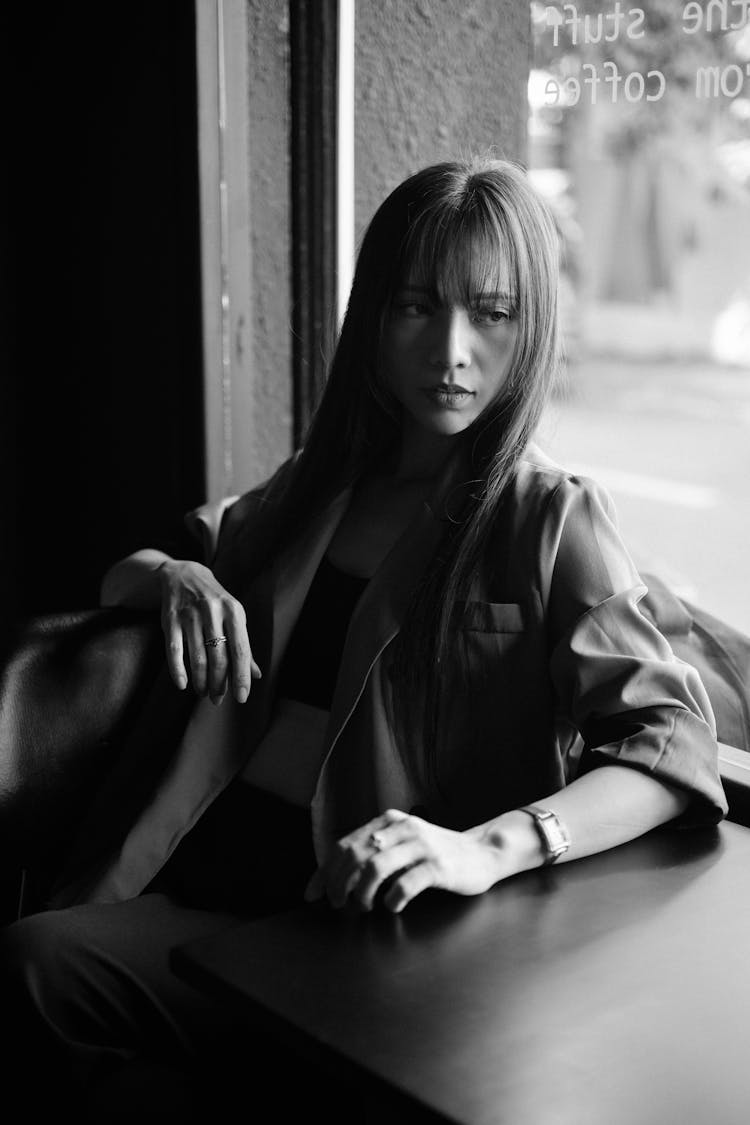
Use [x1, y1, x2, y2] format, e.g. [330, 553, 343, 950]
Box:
[1, 907, 92, 987]
[1, 908, 104, 1054]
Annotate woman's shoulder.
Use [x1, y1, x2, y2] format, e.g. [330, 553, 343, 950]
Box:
[511, 441, 614, 518]
[505, 442, 640, 607]
[184, 452, 301, 563]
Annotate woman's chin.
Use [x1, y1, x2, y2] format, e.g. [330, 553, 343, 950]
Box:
[407, 408, 477, 439]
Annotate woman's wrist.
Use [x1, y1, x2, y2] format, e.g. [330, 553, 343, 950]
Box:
[469, 809, 548, 882]
[101, 549, 175, 608]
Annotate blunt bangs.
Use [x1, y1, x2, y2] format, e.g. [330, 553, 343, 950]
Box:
[397, 190, 519, 313]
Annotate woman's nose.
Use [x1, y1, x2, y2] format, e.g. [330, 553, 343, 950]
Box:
[428, 309, 472, 371]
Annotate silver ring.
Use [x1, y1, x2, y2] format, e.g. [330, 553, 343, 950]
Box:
[204, 635, 227, 648]
[369, 831, 385, 852]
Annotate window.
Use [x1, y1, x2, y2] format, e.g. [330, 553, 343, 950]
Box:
[530, 1, 750, 633]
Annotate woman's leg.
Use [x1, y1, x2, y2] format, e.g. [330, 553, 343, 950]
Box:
[0, 893, 244, 1123]
[1, 891, 368, 1124]
[0, 785, 345, 1121]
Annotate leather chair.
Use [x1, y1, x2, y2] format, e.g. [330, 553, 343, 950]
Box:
[0, 607, 163, 920]
[1, 578, 749, 922]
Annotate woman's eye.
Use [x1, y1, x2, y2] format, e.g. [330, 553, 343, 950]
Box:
[394, 301, 432, 318]
[473, 307, 511, 325]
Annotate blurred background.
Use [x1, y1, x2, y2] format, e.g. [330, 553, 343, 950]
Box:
[528, 0, 750, 632]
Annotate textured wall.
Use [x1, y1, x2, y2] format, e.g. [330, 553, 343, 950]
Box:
[354, 0, 530, 240]
[245, 0, 295, 482]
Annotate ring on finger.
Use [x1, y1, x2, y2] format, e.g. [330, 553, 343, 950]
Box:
[204, 635, 227, 648]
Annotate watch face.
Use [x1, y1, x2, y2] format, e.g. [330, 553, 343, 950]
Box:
[521, 806, 570, 862]
[534, 810, 570, 859]
[541, 816, 569, 854]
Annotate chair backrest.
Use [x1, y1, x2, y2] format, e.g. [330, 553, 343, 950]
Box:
[640, 572, 750, 754]
[0, 607, 162, 874]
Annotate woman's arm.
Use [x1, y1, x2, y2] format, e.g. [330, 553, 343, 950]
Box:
[100, 548, 174, 609]
[101, 550, 261, 703]
[306, 764, 690, 913]
[472, 763, 690, 875]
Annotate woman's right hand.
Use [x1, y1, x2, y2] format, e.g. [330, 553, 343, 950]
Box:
[157, 559, 261, 704]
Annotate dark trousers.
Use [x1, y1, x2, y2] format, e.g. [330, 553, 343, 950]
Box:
[0, 782, 352, 1123]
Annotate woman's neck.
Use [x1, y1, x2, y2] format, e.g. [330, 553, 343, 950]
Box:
[389, 426, 460, 484]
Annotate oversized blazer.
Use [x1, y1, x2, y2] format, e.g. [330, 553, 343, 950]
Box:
[49, 442, 728, 908]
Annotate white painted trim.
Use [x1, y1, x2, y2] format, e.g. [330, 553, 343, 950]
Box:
[336, 0, 356, 329]
[195, 0, 253, 502]
[195, 0, 224, 501]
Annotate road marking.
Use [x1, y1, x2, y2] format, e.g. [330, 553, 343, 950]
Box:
[565, 464, 719, 509]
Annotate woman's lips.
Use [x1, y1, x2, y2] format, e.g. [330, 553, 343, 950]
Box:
[422, 385, 475, 408]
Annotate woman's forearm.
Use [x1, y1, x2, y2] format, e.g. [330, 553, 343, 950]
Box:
[308, 764, 694, 912]
[100, 549, 173, 609]
[472, 764, 691, 880]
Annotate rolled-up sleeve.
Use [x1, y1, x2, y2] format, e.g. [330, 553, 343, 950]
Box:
[545, 475, 727, 826]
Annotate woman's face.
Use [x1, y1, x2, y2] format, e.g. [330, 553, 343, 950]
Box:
[380, 272, 519, 440]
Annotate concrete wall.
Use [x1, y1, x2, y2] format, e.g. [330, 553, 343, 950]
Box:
[354, 0, 530, 240]
[244, 0, 295, 481]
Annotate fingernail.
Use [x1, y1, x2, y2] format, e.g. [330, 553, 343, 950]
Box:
[175, 676, 187, 690]
[236, 687, 249, 704]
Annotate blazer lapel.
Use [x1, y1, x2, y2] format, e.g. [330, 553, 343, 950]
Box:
[324, 501, 443, 746]
[323, 447, 473, 760]
[264, 488, 353, 682]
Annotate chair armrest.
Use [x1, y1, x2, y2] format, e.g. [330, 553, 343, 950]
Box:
[0, 607, 163, 872]
[718, 742, 750, 828]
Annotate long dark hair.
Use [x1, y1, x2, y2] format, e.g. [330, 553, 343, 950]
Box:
[253, 156, 562, 794]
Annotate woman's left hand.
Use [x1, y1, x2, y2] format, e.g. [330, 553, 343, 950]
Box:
[304, 808, 508, 913]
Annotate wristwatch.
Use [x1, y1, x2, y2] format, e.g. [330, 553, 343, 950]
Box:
[519, 804, 571, 864]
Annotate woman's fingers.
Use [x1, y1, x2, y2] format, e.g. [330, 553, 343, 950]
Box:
[184, 610, 210, 697]
[196, 598, 230, 703]
[353, 840, 429, 912]
[158, 561, 261, 703]
[224, 601, 260, 703]
[186, 598, 259, 704]
[382, 861, 436, 914]
[318, 810, 416, 909]
[163, 607, 188, 691]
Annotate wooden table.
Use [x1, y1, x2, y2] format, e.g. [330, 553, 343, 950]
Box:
[172, 821, 750, 1125]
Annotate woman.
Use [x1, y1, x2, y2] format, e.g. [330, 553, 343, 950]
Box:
[1, 157, 727, 1116]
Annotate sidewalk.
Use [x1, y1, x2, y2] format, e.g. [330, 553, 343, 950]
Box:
[540, 341, 750, 636]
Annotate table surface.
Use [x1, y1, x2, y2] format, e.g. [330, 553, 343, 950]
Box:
[172, 821, 750, 1125]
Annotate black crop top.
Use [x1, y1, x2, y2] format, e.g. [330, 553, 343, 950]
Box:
[275, 555, 370, 710]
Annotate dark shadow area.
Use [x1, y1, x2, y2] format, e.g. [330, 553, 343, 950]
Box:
[0, 2, 205, 623]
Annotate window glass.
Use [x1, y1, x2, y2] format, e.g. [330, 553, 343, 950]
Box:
[531, 1, 750, 634]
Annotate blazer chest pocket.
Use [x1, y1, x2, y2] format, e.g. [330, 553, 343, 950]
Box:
[458, 601, 525, 634]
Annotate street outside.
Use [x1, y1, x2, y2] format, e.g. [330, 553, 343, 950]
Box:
[538, 352, 750, 637]
[527, 0, 750, 635]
